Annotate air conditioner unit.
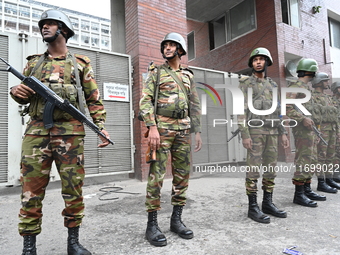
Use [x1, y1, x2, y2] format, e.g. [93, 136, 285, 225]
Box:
[285, 58, 302, 81]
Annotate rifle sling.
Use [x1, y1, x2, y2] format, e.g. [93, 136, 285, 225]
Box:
[153, 65, 161, 122]
[162, 67, 189, 105]
[71, 54, 86, 114]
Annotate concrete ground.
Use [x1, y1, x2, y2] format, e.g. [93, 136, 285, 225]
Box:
[1, 163, 339, 255]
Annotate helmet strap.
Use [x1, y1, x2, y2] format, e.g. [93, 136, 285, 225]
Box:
[162, 43, 182, 60]
[42, 22, 67, 43]
[252, 58, 267, 77]
[297, 71, 315, 78]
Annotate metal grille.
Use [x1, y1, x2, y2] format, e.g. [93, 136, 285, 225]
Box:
[68, 47, 132, 175]
[191, 68, 228, 164]
[0, 35, 8, 183]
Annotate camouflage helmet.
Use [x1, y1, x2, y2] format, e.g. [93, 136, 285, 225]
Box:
[331, 81, 340, 93]
[38, 9, 74, 39]
[160, 32, 187, 56]
[296, 58, 318, 73]
[248, 47, 273, 68]
[311, 72, 329, 87]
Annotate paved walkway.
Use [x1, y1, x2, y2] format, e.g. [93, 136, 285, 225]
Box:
[1, 163, 339, 255]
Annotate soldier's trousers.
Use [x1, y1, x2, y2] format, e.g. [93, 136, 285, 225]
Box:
[18, 134, 85, 236]
[245, 133, 278, 195]
[145, 128, 191, 212]
[317, 129, 336, 178]
[292, 128, 318, 185]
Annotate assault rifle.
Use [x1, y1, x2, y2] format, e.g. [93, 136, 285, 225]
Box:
[292, 105, 327, 146]
[0, 58, 114, 145]
[227, 128, 240, 142]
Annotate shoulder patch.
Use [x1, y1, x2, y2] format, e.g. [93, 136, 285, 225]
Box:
[267, 77, 278, 87]
[74, 54, 91, 64]
[183, 67, 194, 75]
[239, 76, 250, 82]
[148, 61, 156, 72]
[26, 54, 43, 61]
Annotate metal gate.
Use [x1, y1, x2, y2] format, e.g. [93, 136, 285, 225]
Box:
[68, 46, 134, 176]
[0, 35, 8, 183]
[190, 66, 246, 166]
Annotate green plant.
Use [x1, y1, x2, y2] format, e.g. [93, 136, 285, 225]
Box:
[312, 6, 322, 14]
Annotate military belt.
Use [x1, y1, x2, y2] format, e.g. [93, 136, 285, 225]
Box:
[157, 108, 188, 119]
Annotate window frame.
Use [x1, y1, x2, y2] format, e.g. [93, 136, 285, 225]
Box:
[281, 0, 300, 28]
[187, 31, 195, 60]
[209, 0, 256, 50]
[329, 17, 340, 49]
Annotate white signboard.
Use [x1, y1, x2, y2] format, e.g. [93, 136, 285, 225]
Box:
[103, 83, 129, 102]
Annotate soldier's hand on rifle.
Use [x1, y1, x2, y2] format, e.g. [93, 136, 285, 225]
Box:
[10, 84, 35, 99]
[98, 129, 111, 148]
[242, 138, 253, 151]
[302, 117, 314, 130]
[148, 125, 160, 151]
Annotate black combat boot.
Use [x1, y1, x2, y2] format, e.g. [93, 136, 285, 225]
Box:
[304, 182, 326, 201]
[170, 205, 194, 239]
[293, 185, 318, 207]
[247, 193, 270, 223]
[326, 178, 340, 189]
[67, 227, 92, 255]
[333, 173, 340, 183]
[317, 178, 338, 193]
[262, 190, 287, 218]
[145, 211, 167, 246]
[22, 235, 37, 255]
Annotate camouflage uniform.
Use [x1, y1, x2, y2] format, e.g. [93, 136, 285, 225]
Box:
[332, 95, 340, 165]
[238, 74, 286, 195]
[312, 91, 337, 178]
[139, 62, 201, 212]
[286, 80, 317, 185]
[11, 51, 106, 236]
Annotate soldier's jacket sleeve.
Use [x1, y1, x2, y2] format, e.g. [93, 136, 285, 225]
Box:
[285, 81, 306, 123]
[332, 96, 340, 136]
[75, 54, 106, 129]
[139, 65, 157, 127]
[237, 77, 251, 139]
[189, 75, 202, 133]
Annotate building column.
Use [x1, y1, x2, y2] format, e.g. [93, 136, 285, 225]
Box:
[111, 0, 126, 53]
[125, 0, 188, 180]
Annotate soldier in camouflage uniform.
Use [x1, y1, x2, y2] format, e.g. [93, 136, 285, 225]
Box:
[311, 73, 339, 192]
[238, 48, 289, 224]
[331, 81, 340, 183]
[9, 9, 110, 255]
[286, 58, 326, 207]
[139, 32, 202, 246]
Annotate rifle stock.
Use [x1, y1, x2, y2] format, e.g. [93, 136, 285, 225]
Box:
[145, 145, 157, 163]
[0, 57, 114, 145]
